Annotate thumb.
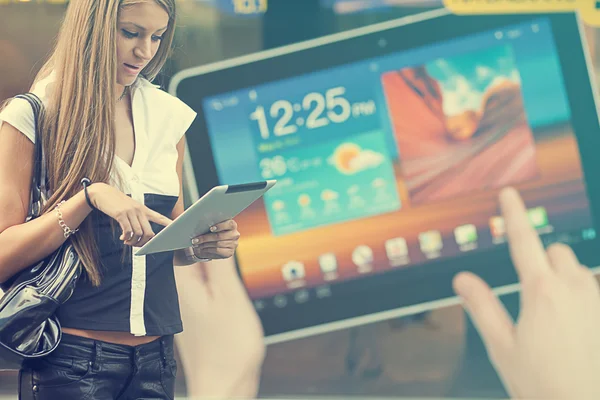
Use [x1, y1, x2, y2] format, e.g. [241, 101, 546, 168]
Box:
[453, 271, 515, 361]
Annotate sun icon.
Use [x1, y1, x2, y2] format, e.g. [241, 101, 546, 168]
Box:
[298, 194, 311, 208]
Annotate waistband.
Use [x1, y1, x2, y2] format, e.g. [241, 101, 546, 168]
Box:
[49, 333, 175, 367]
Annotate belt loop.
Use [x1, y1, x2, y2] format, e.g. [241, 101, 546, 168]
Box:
[93, 341, 102, 371]
[18, 368, 35, 400]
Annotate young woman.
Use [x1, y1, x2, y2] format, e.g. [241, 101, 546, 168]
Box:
[0, 0, 264, 398]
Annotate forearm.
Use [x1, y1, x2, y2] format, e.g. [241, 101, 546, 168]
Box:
[174, 259, 265, 398]
[0, 190, 92, 282]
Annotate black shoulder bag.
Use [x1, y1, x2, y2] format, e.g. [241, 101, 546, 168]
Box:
[0, 93, 82, 368]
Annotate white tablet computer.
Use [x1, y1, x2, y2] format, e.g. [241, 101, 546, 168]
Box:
[135, 180, 277, 256]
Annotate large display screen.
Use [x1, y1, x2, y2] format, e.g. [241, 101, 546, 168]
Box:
[202, 17, 593, 307]
[173, 11, 600, 338]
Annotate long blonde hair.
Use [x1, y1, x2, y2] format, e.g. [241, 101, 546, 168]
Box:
[32, 0, 177, 286]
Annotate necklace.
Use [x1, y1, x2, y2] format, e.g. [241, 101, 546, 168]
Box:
[117, 86, 128, 102]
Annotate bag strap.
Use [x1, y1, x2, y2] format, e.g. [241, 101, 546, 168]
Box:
[13, 93, 45, 219]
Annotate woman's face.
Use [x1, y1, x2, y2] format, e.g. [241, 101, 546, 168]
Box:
[116, 1, 169, 86]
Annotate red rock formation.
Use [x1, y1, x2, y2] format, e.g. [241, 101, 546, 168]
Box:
[382, 67, 539, 204]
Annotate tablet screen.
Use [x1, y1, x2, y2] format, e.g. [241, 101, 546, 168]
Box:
[190, 14, 598, 336]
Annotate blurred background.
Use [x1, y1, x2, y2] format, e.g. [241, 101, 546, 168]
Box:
[1, 0, 599, 398]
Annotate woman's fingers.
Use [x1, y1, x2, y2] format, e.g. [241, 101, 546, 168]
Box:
[124, 214, 144, 246]
[145, 207, 173, 227]
[117, 214, 134, 242]
[210, 219, 237, 233]
[546, 242, 581, 276]
[130, 210, 156, 247]
[119, 206, 162, 247]
[192, 230, 240, 246]
[195, 240, 238, 250]
[93, 185, 171, 246]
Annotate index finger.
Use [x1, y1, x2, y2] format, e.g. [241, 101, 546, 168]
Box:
[500, 187, 549, 281]
[145, 208, 173, 227]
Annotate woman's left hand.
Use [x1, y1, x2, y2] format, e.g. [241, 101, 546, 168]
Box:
[191, 219, 240, 260]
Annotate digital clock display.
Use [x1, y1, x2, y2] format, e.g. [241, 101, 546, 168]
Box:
[249, 87, 376, 140]
[201, 17, 594, 305]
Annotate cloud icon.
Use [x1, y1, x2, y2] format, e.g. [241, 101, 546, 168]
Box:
[329, 143, 385, 175]
[347, 185, 359, 196]
[372, 178, 386, 188]
[349, 150, 384, 172]
[321, 189, 339, 201]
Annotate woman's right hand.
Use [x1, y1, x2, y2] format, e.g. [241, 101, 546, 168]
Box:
[88, 182, 172, 247]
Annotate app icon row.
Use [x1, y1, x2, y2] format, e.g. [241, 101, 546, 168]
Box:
[280, 207, 550, 282]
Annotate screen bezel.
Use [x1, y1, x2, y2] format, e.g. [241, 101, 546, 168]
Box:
[170, 9, 600, 343]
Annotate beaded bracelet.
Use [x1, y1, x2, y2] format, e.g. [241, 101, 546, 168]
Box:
[55, 200, 79, 238]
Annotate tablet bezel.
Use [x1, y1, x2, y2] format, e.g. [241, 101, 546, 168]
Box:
[170, 10, 600, 343]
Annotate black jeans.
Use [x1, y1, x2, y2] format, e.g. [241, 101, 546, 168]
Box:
[18, 333, 177, 400]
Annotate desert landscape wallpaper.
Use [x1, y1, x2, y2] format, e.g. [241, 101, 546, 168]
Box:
[382, 45, 539, 204]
